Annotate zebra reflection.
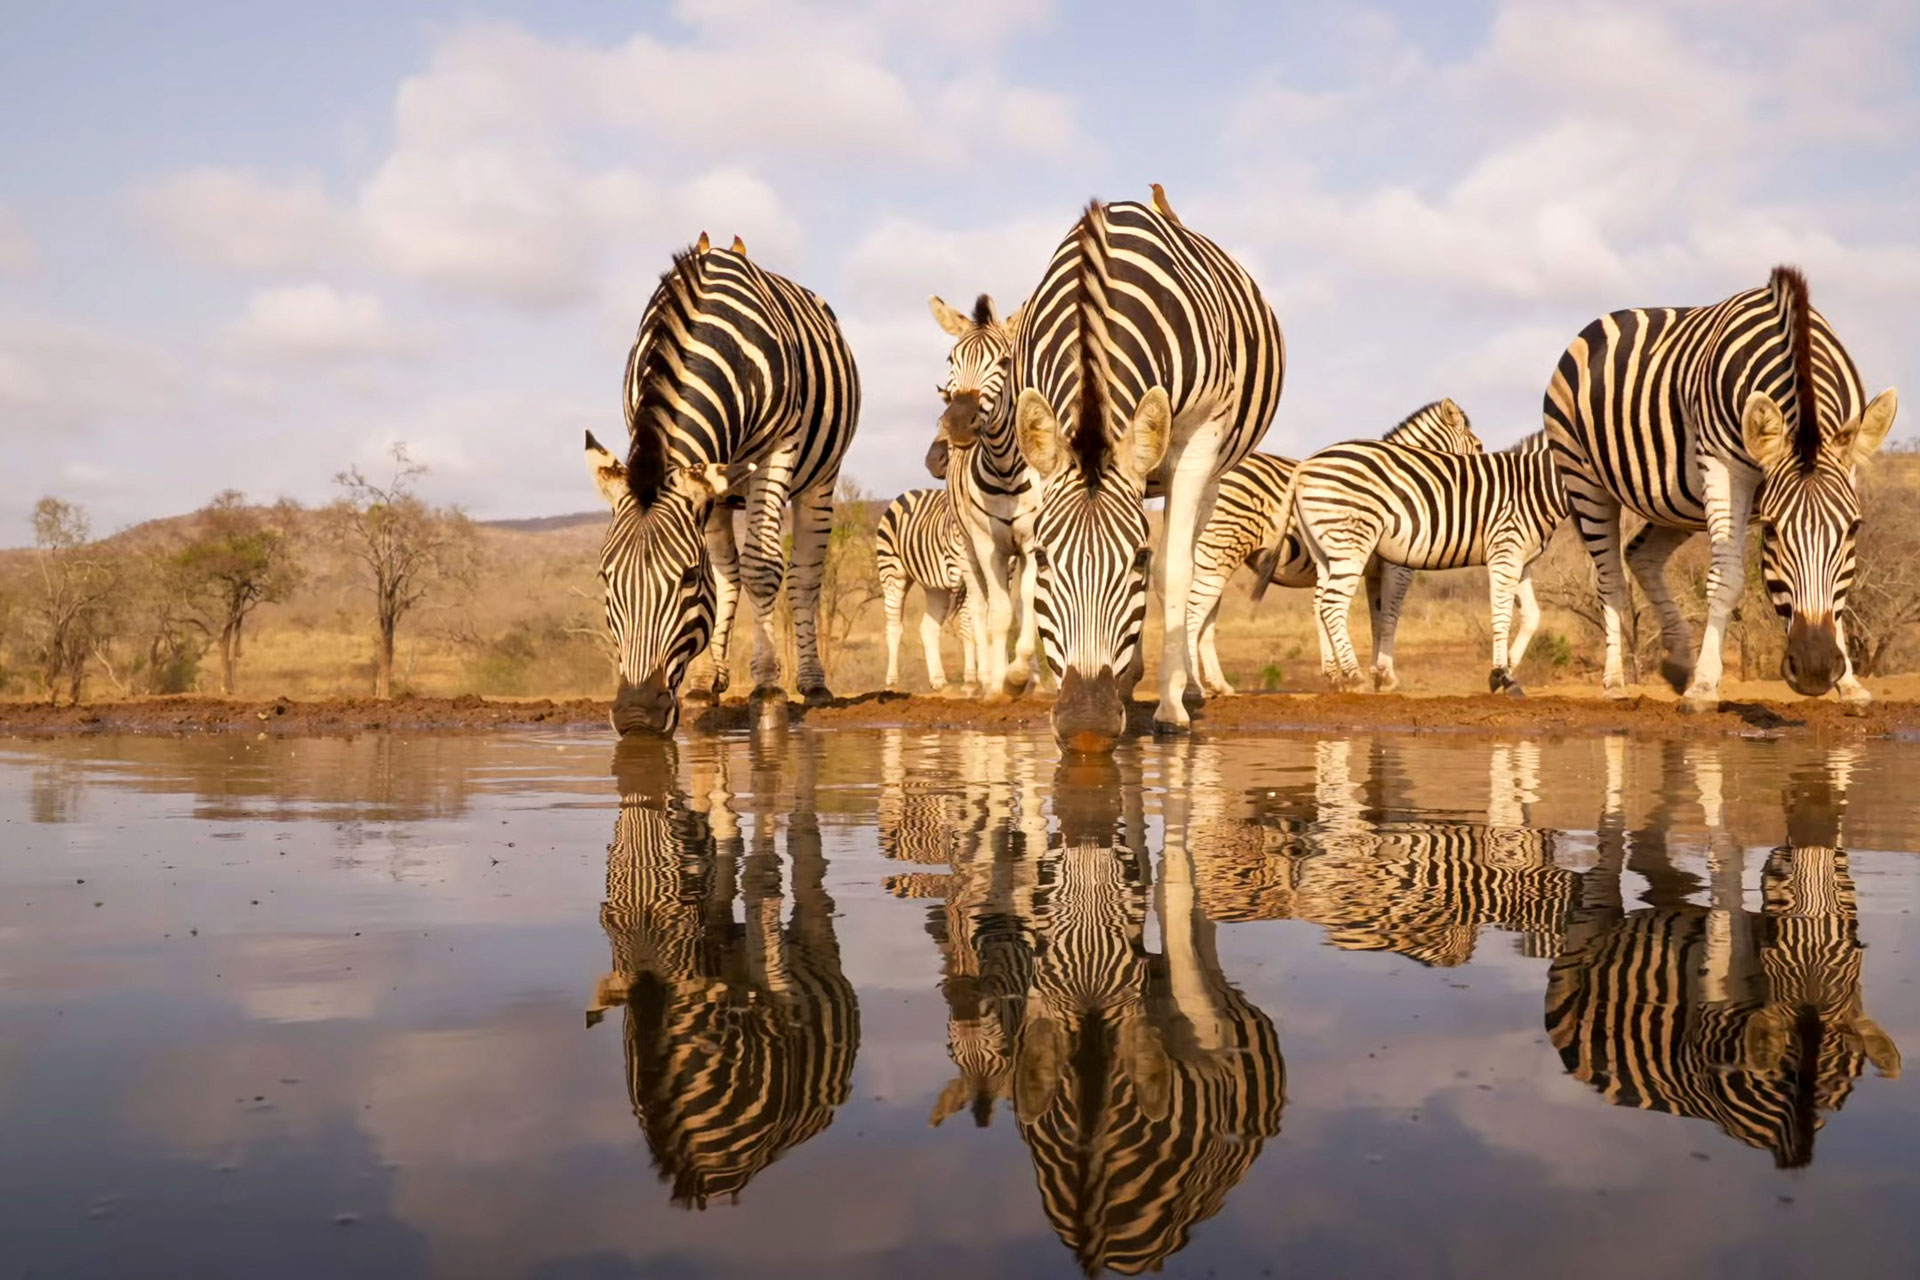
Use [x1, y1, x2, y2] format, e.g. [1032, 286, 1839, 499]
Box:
[587, 740, 859, 1207]
[891, 744, 1284, 1275]
[1548, 746, 1901, 1167]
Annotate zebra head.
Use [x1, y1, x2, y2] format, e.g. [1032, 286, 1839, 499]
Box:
[585, 430, 728, 737]
[1383, 397, 1484, 454]
[1015, 386, 1171, 754]
[1743, 387, 1897, 696]
[928, 293, 1023, 478]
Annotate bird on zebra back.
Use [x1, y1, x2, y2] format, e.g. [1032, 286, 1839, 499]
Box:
[926, 291, 1049, 697]
[1006, 752, 1284, 1276]
[1544, 265, 1897, 710]
[1265, 405, 1568, 694]
[1200, 398, 1483, 696]
[587, 736, 861, 1208]
[1012, 190, 1285, 751]
[1546, 747, 1900, 1168]
[584, 232, 860, 737]
[874, 487, 979, 693]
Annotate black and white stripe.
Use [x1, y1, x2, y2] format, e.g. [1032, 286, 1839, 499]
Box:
[928, 293, 1042, 696]
[1273, 408, 1569, 692]
[1013, 193, 1285, 747]
[1192, 399, 1483, 695]
[1543, 266, 1897, 705]
[587, 235, 860, 735]
[875, 487, 977, 692]
[588, 744, 860, 1206]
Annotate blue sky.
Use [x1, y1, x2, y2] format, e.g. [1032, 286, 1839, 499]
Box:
[2, 0, 1916, 534]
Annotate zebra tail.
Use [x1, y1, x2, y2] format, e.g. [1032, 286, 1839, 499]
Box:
[1249, 465, 1306, 603]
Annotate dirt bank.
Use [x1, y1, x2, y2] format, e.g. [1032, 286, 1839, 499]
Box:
[7, 689, 1918, 740]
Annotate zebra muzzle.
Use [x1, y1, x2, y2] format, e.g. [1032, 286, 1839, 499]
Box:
[1782, 612, 1845, 697]
[1053, 665, 1125, 755]
[611, 670, 679, 737]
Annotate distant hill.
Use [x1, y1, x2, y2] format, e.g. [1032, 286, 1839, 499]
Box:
[480, 511, 605, 533]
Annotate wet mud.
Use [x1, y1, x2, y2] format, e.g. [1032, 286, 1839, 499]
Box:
[9, 688, 1919, 739]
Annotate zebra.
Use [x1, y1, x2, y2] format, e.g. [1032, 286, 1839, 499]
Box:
[1546, 750, 1901, 1166]
[584, 232, 860, 736]
[1012, 191, 1284, 750]
[1193, 399, 1484, 696]
[927, 291, 1044, 696]
[874, 487, 978, 692]
[1267, 417, 1569, 693]
[587, 738, 860, 1206]
[1543, 266, 1898, 708]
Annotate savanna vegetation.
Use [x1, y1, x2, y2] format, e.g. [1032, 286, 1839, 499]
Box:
[6, 448, 1920, 705]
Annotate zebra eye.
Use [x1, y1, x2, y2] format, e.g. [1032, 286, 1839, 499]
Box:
[1133, 547, 1153, 574]
[1847, 519, 1863, 541]
[679, 564, 703, 589]
[1031, 548, 1049, 572]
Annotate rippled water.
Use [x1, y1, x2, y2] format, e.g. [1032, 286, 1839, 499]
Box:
[3, 729, 1919, 1279]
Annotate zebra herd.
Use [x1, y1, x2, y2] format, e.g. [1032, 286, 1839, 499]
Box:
[588, 732, 1898, 1269]
[585, 188, 1898, 750]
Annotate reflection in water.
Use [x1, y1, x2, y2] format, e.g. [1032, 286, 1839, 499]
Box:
[586, 739, 859, 1207]
[1549, 746, 1903, 1168]
[882, 736, 1286, 1275]
[1210, 740, 1581, 966]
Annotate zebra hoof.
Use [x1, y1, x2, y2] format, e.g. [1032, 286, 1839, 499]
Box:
[1372, 672, 1399, 694]
[1181, 685, 1204, 710]
[1505, 683, 1527, 699]
[1602, 683, 1632, 701]
[1151, 716, 1191, 738]
[1488, 668, 1513, 694]
[1659, 660, 1693, 695]
[1678, 694, 1719, 715]
[800, 684, 834, 708]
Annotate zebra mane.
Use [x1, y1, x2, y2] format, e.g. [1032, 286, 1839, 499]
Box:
[1771, 265, 1820, 473]
[1071, 201, 1118, 485]
[972, 293, 994, 327]
[625, 247, 708, 509]
[1512, 429, 1552, 455]
[1383, 401, 1459, 445]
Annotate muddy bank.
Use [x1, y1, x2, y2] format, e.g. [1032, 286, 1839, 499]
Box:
[5, 689, 1918, 740]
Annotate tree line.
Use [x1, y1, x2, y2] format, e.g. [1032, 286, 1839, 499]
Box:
[1, 444, 476, 704]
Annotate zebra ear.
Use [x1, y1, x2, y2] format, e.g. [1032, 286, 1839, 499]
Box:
[1003, 301, 1025, 339]
[1742, 392, 1791, 470]
[1122, 387, 1173, 484]
[1857, 1016, 1902, 1078]
[584, 430, 628, 509]
[1843, 388, 1899, 469]
[928, 295, 971, 338]
[928, 1076, 972, 1127]
[1016, 389, 1065, 477]
[1014, 1015, 1067, 1125]
[926, 437, 950, 481]
[1119, 1018, 1172, 1121]
[1741, 1004, 1792, 1073]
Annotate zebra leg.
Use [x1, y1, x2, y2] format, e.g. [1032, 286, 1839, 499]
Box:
[1508, 566, 1544, 680]
[964, 520, 1015, 697]
[740, 456, 797, 698]
[920, 588, 953, 691]
[1153, 436, 1224, 730]
[882, 571, 908, 690]
[1368, 563, 1414, 693]
[1680, 457, 1755, 711]
[1833, 614, 1871, 708]
[1185, 562, 1230, 699]
[958, 587, 979, 689]
[1314, 555, 1368, 690]
[702, 505, 742, 699]
[1624, 522, 1696, 693]
[1569, 494, 1635, 697]
[787, 483, 835, 705]
[1010, 544, 1042, 694]
[1486, 545, 1523, 695]
[1197, 601, 1234, 697]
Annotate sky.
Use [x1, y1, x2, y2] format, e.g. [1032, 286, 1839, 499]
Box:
[1, 0, 1917, 536]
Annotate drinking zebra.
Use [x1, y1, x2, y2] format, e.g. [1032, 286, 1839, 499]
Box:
[1546, 750, 1900, 1166]
[1013, 192, 1284, 750]
[585, 233, 860, 736]
[1267, 420, 1567, 693]
[1544, 266, 1897, 708]
[586, 739, 861, 1205]
[875, 487, 978, 693]
[927, 292, 1044, 696]
[1197, 399, 1483, 696]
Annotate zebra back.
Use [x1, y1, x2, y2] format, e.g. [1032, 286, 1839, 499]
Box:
[875, 488, 967, 598]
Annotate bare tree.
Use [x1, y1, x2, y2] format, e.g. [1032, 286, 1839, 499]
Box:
[26, 498, 122, 705]
[326, 445, 478, 699]
[817, 476, 883, 679]
[1844, 465, 1920, 676]
[173, 491, 304, 694]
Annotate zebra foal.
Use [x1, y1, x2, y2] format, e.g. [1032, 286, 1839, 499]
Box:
[875, 487, 978, 692]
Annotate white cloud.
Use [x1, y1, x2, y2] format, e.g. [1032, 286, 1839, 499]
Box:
[223, 285, 426, 363]
[0, 312, 185, 433]
[134, 167, 352, 271]
[0, 205, 33, 273]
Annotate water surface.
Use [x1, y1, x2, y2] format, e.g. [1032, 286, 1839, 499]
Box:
[3, 729, 1918, 1278]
